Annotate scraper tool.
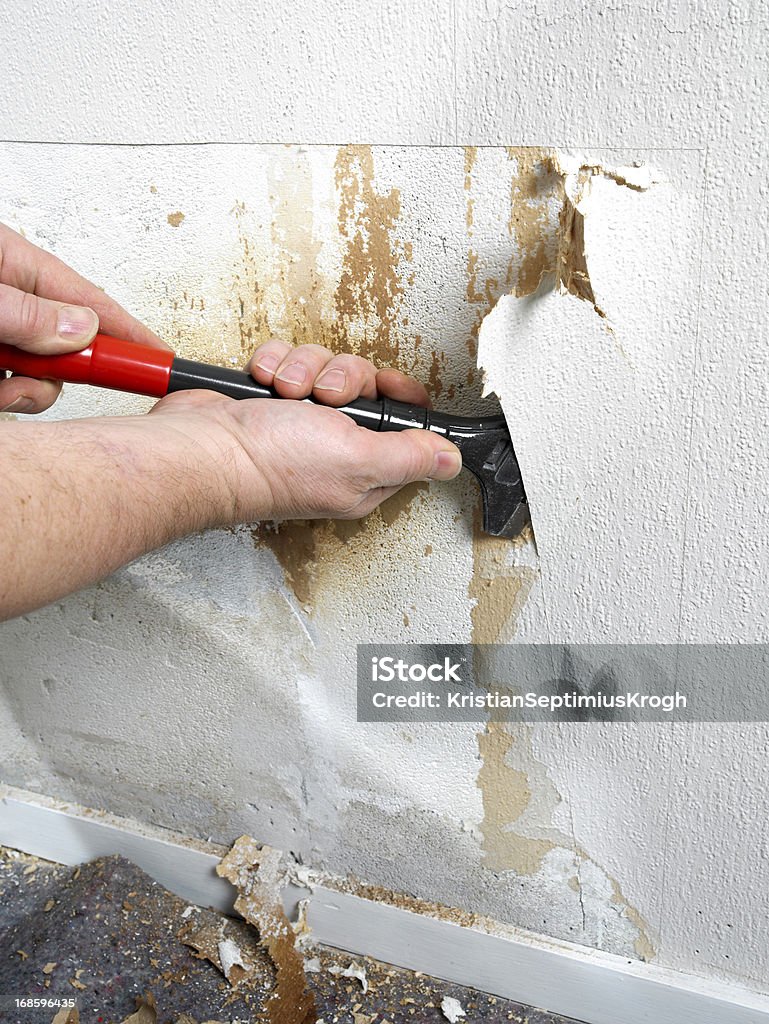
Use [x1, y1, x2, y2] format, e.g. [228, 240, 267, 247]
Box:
[0, 335, 529, 538]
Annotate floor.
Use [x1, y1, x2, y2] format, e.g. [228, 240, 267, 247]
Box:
[0, 847, 583, 1024]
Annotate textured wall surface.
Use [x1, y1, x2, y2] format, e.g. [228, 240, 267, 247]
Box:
[1, 0, 768, 997]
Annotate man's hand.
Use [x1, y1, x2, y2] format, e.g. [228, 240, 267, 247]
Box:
[150, 339, 462, 524]
[0, 224, 166, 414]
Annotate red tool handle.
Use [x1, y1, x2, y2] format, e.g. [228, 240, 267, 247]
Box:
[0, 334, 174, 398]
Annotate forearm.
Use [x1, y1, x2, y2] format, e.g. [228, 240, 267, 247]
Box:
[0, 416, 229, 620]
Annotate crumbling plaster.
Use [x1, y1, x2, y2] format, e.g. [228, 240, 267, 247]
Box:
[1, 0, 768, 997]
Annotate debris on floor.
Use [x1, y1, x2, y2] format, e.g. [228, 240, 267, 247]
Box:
[442, 995, 467, 1022]
[177, 905, 273, 993]
[0, 844, 580, 1024]
[216, 836, 316, 1023]
[327, 960, 368, 994]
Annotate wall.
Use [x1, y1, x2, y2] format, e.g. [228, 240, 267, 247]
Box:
[1, 0, 768, 995]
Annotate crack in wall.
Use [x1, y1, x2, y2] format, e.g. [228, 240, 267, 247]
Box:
[475, 716, 657, 960]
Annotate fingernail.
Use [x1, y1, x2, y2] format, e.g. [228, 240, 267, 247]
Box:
[255, 353, 280, 373]
[430, 450, 462, 480]
[275, 362, 307, 386]
[1, 396, 34, 414]
[57, 305, 98, 341]
[314, 368, 346, 393]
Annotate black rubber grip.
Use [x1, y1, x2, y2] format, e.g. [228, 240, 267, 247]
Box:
[168, 358, 462, 437]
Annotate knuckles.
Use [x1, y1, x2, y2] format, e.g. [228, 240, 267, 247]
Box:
[17, 292, 44, 338]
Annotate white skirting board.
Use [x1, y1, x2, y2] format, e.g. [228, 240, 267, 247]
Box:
[2, 785, 768, 1024]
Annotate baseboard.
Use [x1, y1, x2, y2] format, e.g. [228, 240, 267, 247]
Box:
[2, 784, 768, 1024]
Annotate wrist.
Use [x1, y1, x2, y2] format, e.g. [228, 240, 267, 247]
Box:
[140, 399, 274, 529]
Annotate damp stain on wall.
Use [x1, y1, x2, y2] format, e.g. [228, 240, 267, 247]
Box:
[266, 147, 330, 348]
[506, 148, 563, 297]
[476, 722, 556, 876]
[332, 146, 408, 368]
[253, 481, 428, 614]
[230, 198, 272, 360]
[475, 717, 657, 960]
[469, 526, 537, 645]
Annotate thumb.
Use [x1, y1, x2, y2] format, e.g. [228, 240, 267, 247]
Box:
[363, 428, 463, 488]
[0, 281, 98, 354]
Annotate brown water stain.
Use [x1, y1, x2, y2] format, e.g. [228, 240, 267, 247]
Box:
[230, 199, 272, 360]
[267, 149, 335, 347]
[166, 211, 185, 228]
[254, 483, 427, 612]
[333, 146, 407, 368]
[427, 349, 446, 401]
[475, 719, 657, 958]
[464, 146, 477, 230]
[378, 482, 427, 528]
[251, 147, 421, 602]
[505, 148, 563, 297]
[477, 723, 556, 875]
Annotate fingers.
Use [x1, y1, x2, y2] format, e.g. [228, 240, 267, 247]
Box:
[0, 224, 168, 351]
[247, 339, 292, 386]
[0, 282, 94, 410]
[375, 368, 432, 408]
[250, 341, 362, 400]
[0, 376, 62, 415]
[312, 354, 379, 404]
[248, 340, 431, 407]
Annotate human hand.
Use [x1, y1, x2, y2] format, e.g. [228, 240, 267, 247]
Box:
[149, 340, 463, 524]
[0, 223, 166, 414]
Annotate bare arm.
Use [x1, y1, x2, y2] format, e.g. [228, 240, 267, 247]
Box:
[0, 415, 224, 619]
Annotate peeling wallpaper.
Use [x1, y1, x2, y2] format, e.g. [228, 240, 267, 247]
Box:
[1, 0, 768, 999]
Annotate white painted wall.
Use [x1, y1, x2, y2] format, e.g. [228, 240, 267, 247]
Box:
[1, 0, 768, 997]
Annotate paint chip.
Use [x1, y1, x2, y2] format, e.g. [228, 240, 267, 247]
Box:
[327, 960, 368, 993]
[441, 996, 466, 1022]
[177, 911, 271, 990]
[119, 992, 157, 1024]
[217, 937, 247, 983]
